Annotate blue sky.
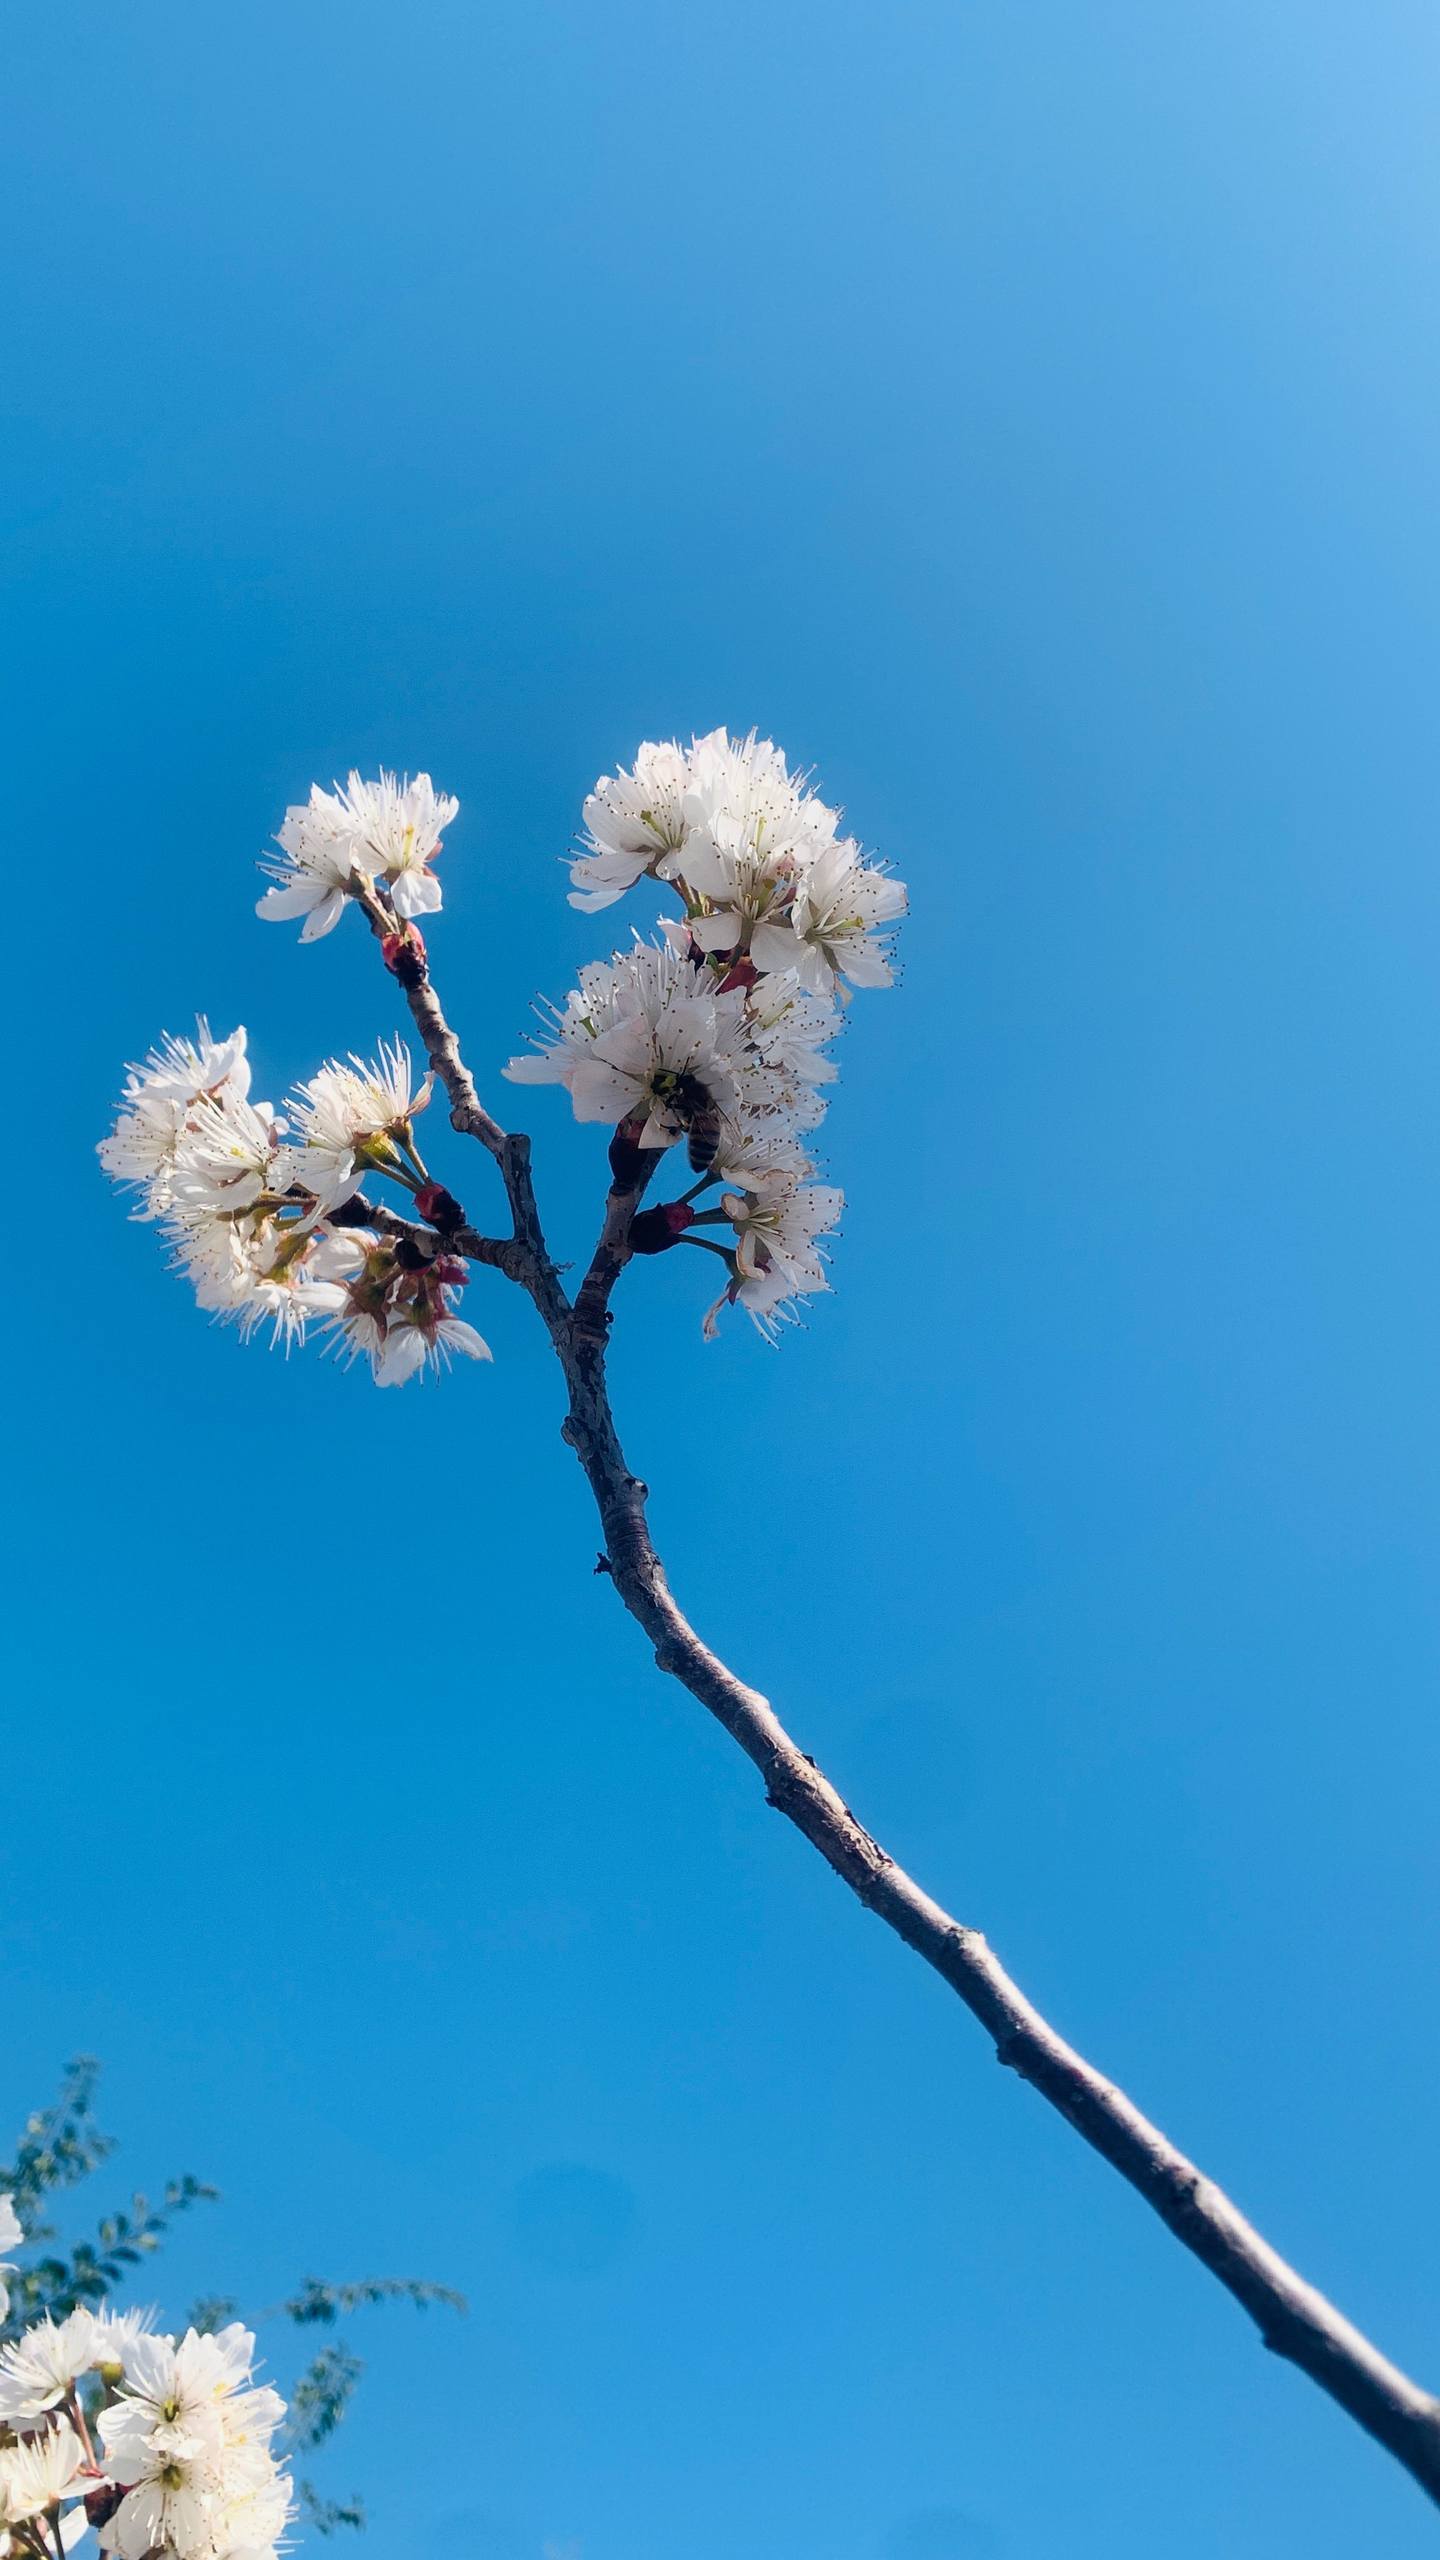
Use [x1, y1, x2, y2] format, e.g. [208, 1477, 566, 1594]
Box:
[7, 1, 1440, 2552]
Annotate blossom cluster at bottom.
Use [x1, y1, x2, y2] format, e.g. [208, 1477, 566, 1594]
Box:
[0, 2297, 291, 2560]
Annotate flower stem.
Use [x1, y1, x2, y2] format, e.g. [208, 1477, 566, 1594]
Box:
[674, 1233, 735, 1264]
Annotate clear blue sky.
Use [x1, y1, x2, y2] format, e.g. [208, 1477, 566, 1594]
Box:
[7, 3, 1440, 2552]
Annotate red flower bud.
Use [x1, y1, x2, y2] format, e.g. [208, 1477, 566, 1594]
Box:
[381, 925, 428, 987]
[416, 1182, 466, 1234]
[629, 1201, 696, 1256]
[432, 1254, 469, 1286]
[717, 955, 759, 994]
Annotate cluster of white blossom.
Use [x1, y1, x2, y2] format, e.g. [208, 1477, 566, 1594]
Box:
[507, 727, 905, 1335]
[255, 771, 453, 943]
[97, 1022, 488, 1385]
[100, 729, 904, 1362]
[0, 2243, 291, 2560]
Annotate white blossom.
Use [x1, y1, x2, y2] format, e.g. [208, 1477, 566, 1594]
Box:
[334, 770, 456, 919]
[255, 789, 360, 941]
[166, 1093, 292, 1220]
[680, 817, 803, 955]
[0, 2307, 290, 2557]
[98, 2444, 216, 2560]
[288, 1040, 431, 1210]
[0, 2419, 87, 2527]
[90, 2306, 158, 2373]
[749, 836, 906, 993]
[257, 770, 455, 939]
[726, 1179, 843, 1294]
[744, 971, 842, 1092]
[99, 2326, 291, 2560]
[102, 2326, 279, 2472]
[691, 727, 809, 824]
[704, 1182, 844, 1341]
[566, 726, 905, 1005]
[323, 1239, 491, 1387]
[204, 2448, 292, 2560]
[103, 1012, 494, 1379]
[569, 738, 695, 911]
[677, 732, 835, 951]
[705, 1122, 818, 1194]
[504, 943, 777, 1152]
[98, 1023, 252, 1214]
[0, 2309, 100, 2421]
[105, 717, 904, 1373]
[333, 1301, 492, 1388]
[119, 1023, 251, 1112]
[169, 1213, 362, 1349]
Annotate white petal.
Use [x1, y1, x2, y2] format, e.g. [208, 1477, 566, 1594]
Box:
[377, 1329, 428, 1386]
[689, 910, 741, 952]
[439, 1319, 492, 1363]
[389, 868, 442, 920]
[299, 889, 347, 942]
[503, 1052, 566, 1085]
[256, 879, 326, 919]
[749, 919, 802, 974]
[569, 1058, 640, 1123]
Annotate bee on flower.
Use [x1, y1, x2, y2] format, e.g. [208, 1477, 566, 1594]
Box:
[504, 942, 781, 1157]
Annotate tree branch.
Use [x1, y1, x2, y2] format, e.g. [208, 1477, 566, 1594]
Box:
[572, 1151, 664, 1358]
[348, 886, 574, 1333]
[352, 882, 507, 1159]
[555, 1330, 1440, 2502]
[334, 1194, 526, 1280]
[362, 929, 1440, 2507]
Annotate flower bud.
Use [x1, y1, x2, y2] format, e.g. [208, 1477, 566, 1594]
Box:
[432, 1254, 469, 1286]
[381, 925, 428, 987]
[415, 1181, 466, 1234]
[629, 1201, 696, 1256]
[716, 955, 759, 994]
[608, 1115, 649, 1186]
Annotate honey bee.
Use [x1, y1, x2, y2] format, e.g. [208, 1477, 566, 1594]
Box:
[669, 1072, 725, 1173]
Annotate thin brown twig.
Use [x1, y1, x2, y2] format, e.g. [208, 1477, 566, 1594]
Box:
[572, 1149, 664, 1357]
[364, 915, 1440, 2509]
[352, 881, 507, 1158]
[336, 1193, 527, 1281]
